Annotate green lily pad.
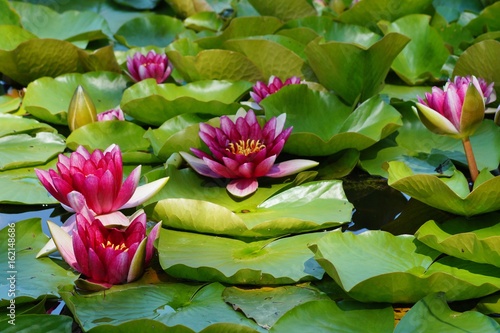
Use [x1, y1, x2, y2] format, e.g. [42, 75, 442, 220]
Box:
[222, 284, 331, 329]
[0, 96, 21, 114]
[247, 0, 316, 21]
[196, 16, 283, 49]
[66, 121, 150, 153]
[387, 161, 500, 216]
[22, 72, 128, 126]
[453, 39, 500, 98]
[0, 25, 36, 51]
[114, 14, 185, 48]
[262, 86, 402, 156]
[305, 33, 410, 105]
[0, 218, 77, 306]
[0, 132, 65, 171]
[10, 2, 111, 42]
[379, 14, 450, 85]
[415, 213, 500, 267]
[0, 0, 20, 26]
[0, 113, 56, 138]
[184, 11, 224, 32]
[158, 229, 325, 284]
[113, 0, 161, 10]
[60, 282, 265, 333]
[394, 293, 500, 333]
[476, 293, 500, 319]
[270, 299, 394, 333]
[149, 169, 352, 238]
[0, 158, 58, 204]
[310, 230, 500, 303]
[224, 35, 315, 81]
[465, 2, 500, 37]
[120, 79, 252, 126]
[166, 43, 264, 82]
[0, 314, 73, 333]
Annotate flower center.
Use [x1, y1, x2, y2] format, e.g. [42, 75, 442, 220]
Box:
[226, 139, 265, 156]
[101, 240, 128, 252]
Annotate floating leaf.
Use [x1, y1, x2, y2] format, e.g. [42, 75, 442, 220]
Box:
[247, 0, 316, 21]
[120, 79, 252, 126]
[114, 14, 185, 48]
[22, 72, 128, 126]
[379, 14, 450, 85]
[0, 25, 36, 51]
[305, 33, 410, 105]
[0, 113, 56, 138]
[394, 293, 500, 333]
[0, 219, 77, 306]
[158, 229, 325, 284]
[0, 0, 20, 26]
[0, 314, 73, 333]
[310, 230, 500, 303]
[60, 282, 265, 332]
[415, 213, 500, 267]
[113, 0, 161, 10]
[262, 86, 402, 156]
[387, 161, 500, 216]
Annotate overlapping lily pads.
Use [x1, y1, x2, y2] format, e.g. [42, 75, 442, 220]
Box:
[158, 228, 325, 284]
[415, 213, 500, 267]
[146, 163, 352, 238]
[120, 79, 252, 126]
[387, 160, 500, 216]
[262, 86, 402, 156]
[310, 230, 500, 303]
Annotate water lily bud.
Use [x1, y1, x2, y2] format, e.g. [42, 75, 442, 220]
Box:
[67, 85, 97, 131]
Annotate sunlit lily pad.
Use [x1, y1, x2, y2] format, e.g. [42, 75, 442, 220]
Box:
[262, 86, 402, 156]
[415, 213, 500, 267]
[60, 282, 265, 332]
[310, 230, 500, 303]
[0, 132, 65, 171]
[121, 79, 252, 126]
[0, 0, 20, 26]
[247, 0, 315, 21]
[379, 14, 450, 85]
[270, 299, 394, 333]
[394, 293, 500, 333]
[305, 32, 410, 105]
[158, 229, 325, 284]
[0, 113, 56, 138]
[387, 160, 500, 216]
[22, 72, 128, 125]
[0, 25, 36, 51]
[148, 164, 351, 238]
[0, 219, 77, 306]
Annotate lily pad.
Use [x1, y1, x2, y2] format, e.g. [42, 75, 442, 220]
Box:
[0, 96, 21, 114]
[262, 86, 402, 156]
[387, 161, 500, 216]
[0, 25, 36, 51]
[0, 0, 20, 26]
[270, 299, 394, 333]
[60, 282, 265, 333]
[310, 230, 500, 303]
[114, 14, 185, 48]
[158, 228, 325, 284]
[394, 293, 500, 333]
[0, 218, 77, 306]
[0, 132, 65, 171]
[120, 79, 252, 126]
[22, 72, 128, 126]
[247, 0, 316, 21]
[415, 213, 500, 267]
[379, 14, 450, 85]
[0, 314, 73, 333]
[305, 32, 410, 105]
[0, 113, 56, 138]
[149, 170, 352, 238]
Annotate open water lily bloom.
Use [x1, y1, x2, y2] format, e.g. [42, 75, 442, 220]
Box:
[415, 75, 489, 139]
[126, 50, 172, 84]
[180, 109, 318, 197]
[47, 205, 161, 290]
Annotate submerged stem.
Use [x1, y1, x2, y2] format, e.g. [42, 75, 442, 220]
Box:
[462, 136, 479, 182]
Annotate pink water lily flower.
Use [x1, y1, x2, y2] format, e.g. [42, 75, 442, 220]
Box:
[126, 50, 172, 84]
[35, 144, 168, 227]
[98, 108, 125, 121]
[47, 203, 161, 290]
[415, 75, 487, 139]
[246, 76, 302, 109]
[180, 109, 318, 197]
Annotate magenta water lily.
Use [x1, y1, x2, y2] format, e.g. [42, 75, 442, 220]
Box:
[98, 108, 125, 121]
[47, 204, 161, 290]
[126, 50, 172, 84]
[180, 109, 318, 197]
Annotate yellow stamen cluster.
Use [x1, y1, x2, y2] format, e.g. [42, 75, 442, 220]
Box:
[101, 240, 128, 252]
[226, 139, 265, 156]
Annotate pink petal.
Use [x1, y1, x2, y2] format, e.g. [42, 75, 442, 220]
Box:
[145, 222, 161, 264]
[112, 165, 141, 210]
[226, 178, 258, 197]
[120, 176, 169, 210]
[47, 221, 78, 271]
[254, 155, 276, 177]
[266, 159, 319, 178]
[179, 152, 222, 178]
[204, 158, 236, 178]
[95, 211, 131, 228]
